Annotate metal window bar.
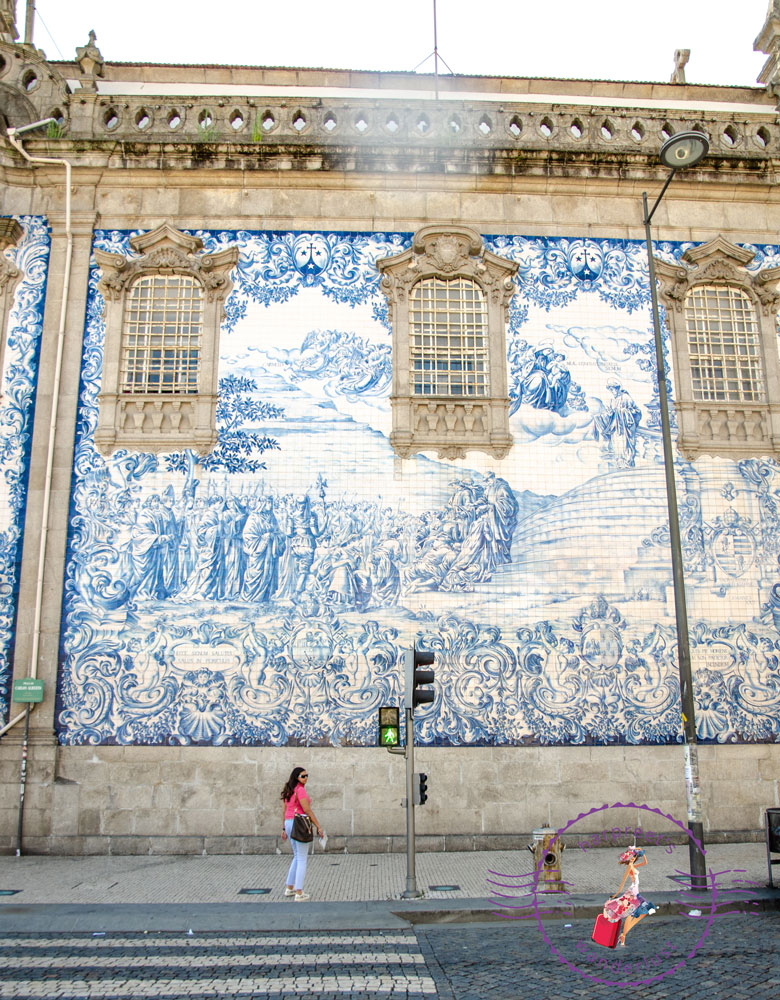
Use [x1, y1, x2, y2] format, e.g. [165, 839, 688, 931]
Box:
[685, 286, 764, 403]
[121, 275, 202, 394]
[410, 277, 488, 397]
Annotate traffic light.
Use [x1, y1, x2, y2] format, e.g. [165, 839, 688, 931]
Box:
[414, 772, 428, 806]
[405, 646, 435, 713]
[378, 706, 401, 746]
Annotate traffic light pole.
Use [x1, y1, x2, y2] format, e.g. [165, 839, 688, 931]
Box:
[401, 706, 422, 899]
[389, 645, 434, 899]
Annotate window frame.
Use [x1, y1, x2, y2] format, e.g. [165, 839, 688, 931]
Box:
[120, 273, 203, 395]
[655, 236, 780, 461]
[410, 275, 490, 398]
[377, 225, 517, 460]
[94, 222, 238, 456]
[684, 285, 765, 404]
[0, 218, 23, 389]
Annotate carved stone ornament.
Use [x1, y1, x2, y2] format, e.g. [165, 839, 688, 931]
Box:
[755, 0, 780, 91]
[670, 48, 690, 85]
[96, 222, 238, 307]
[94, 222, 239, 456]
[0, 250, 20, 292]
[75, 30, 105, 87]
[376, 225, 517, 460]
[655, 236, 780, 317]
[0, 217, 23, 383]
[0, 0, 17, 43]
[654, 234, 780, 461]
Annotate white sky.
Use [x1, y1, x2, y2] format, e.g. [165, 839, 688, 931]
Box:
[26, 0, 769, 88]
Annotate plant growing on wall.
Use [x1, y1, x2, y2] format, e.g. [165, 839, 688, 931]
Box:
[250, 112, 264, 143]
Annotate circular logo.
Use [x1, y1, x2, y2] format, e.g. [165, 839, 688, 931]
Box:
[491, 802, 720, 988]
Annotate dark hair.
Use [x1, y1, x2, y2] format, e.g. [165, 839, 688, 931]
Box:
[281, 766, 307, 802]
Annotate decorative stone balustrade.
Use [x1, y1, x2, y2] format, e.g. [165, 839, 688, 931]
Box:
[66, 96, 776, 160]
[678, 402, 780, 461]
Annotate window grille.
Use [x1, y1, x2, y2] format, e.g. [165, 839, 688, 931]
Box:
[685, 286, 764, 402]
[409, 277, 488, 396]
[121, 275, 202, 394]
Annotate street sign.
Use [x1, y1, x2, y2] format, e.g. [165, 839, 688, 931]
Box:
[379, 706, 401, 746]
[12, 678, 43, 703]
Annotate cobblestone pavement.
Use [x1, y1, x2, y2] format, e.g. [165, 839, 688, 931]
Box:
[419, 914, 778, 1000]
[0, 914, 775, 999]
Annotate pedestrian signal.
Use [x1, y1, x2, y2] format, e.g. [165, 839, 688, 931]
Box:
[405, 646, 435, 713]
[378, 706, 401, 746]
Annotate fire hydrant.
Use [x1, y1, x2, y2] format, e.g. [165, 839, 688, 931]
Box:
[528, 826, 566, 892]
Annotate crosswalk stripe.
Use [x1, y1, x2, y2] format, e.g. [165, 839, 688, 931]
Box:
[0, 951, 425, 970]
[0, 974, 438, 997]
[0, 933, 415, 949]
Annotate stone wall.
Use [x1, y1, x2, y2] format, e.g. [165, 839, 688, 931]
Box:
[1, 743, 777, 854]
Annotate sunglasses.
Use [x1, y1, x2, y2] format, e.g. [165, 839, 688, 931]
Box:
[299, 773, 308, 779]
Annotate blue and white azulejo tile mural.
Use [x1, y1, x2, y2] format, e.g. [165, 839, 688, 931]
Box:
[55, 228, 780, 746]
[0, 217, 50, 725]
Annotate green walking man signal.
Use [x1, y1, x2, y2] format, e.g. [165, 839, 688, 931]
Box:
[378, 706, 401, 746]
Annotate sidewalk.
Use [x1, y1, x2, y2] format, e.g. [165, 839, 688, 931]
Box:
[0, 841, 776, 933]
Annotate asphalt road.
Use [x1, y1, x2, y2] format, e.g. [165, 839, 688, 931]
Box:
[0, 914, 775, 999]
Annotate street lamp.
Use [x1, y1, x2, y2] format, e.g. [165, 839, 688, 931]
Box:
[643, 131, 709, 891]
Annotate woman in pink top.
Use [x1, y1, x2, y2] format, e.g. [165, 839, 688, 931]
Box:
[280, 766, 323, 901]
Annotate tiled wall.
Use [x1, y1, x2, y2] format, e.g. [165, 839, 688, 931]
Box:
[54, 228, 780, 747]
[0, 217, 49, 725]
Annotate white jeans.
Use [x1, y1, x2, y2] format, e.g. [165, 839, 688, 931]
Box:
[284, 818, 309, 891]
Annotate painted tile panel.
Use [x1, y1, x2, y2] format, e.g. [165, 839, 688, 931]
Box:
[55, 229, 780, 746]
[0, 217, 50, 724]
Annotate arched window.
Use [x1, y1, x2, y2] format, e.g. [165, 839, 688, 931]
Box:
[377, 225, 516, 460]
[409, 277, 488, 397]
[685, 285, 764, 403]
[121, 275, 203, 394]
[94, 222, 238, 455]
[655, 237, 780, 460]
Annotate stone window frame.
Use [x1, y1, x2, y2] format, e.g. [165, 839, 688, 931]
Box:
[654, 236, 780, 461]
[94, 222, 238, 455]
[376, 224, 517, 460]
[0, 218, 23, 390]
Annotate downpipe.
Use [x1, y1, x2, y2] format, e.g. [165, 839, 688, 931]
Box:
[0, 119, 73, 740]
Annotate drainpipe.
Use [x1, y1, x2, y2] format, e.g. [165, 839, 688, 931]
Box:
[0, 119, 72, 739]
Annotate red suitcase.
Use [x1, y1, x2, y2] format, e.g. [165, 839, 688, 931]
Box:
[591, 914, 622, 948]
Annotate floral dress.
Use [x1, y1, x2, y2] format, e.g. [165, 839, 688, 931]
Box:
[603, 871, 656, 922]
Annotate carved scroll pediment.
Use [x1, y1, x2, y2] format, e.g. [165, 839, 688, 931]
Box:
[129, 222, 204, 256]
[96, 222, 238, 303]
[681, 236, 755, 269]
[377, 224, 517, 306]
[654, 235, 780, 315]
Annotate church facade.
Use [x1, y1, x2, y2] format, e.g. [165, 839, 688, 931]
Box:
[1, 4, 780, 853]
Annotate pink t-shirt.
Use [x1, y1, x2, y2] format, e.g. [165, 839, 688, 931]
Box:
[284, 784, 309, 820]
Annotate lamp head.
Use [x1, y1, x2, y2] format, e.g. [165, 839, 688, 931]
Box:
[659, 130, 709, 170]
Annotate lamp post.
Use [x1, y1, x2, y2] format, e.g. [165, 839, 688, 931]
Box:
[643, 131, 709, 891]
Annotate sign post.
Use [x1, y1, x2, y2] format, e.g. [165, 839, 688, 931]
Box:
[12, 678, 44, 857]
